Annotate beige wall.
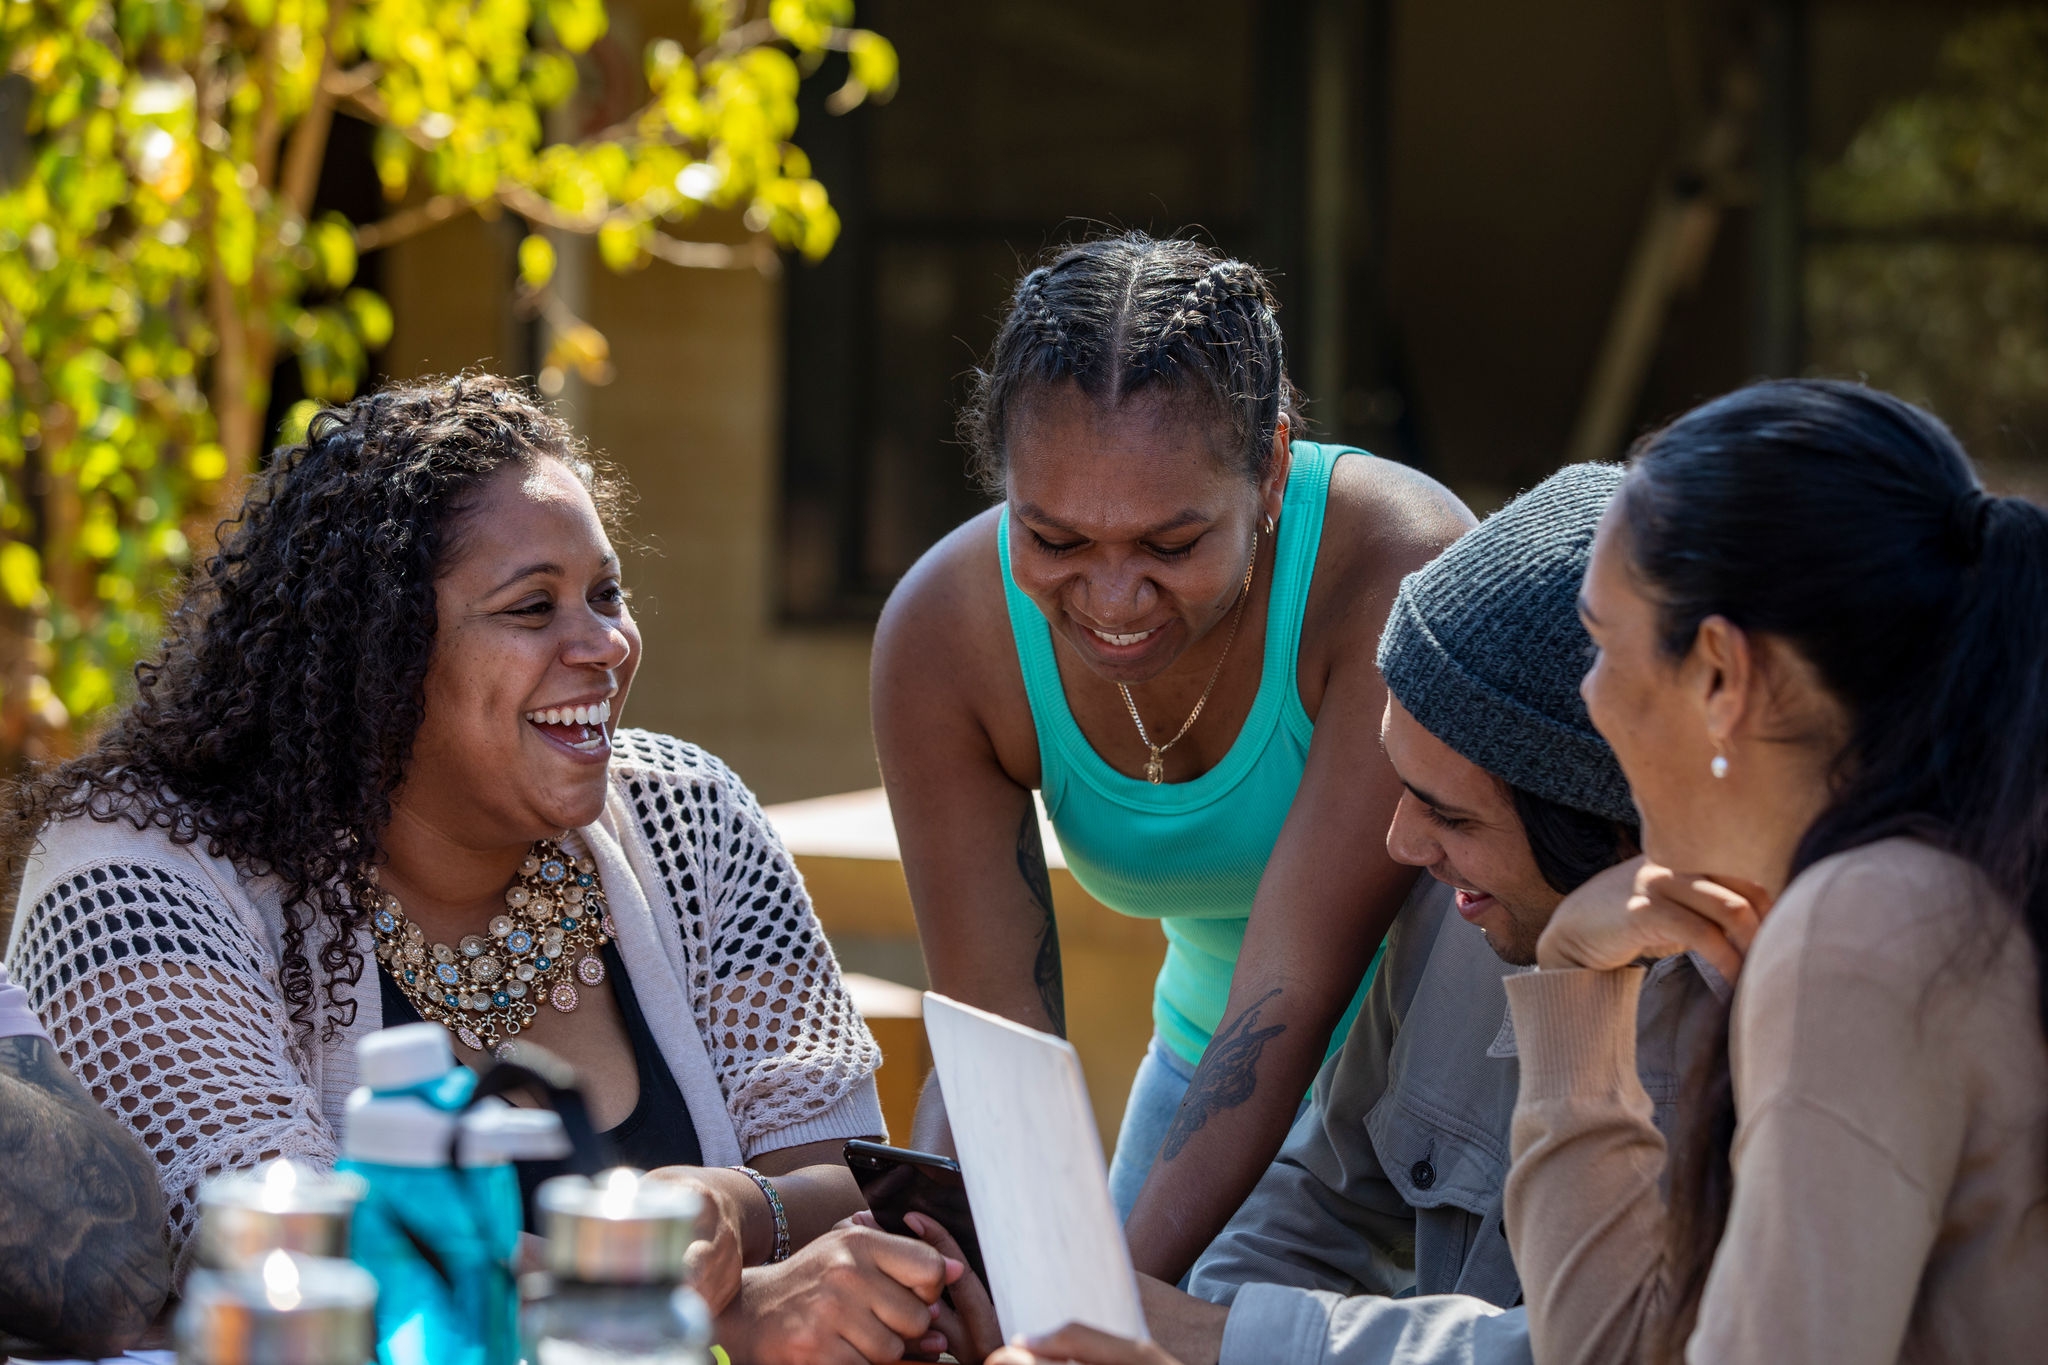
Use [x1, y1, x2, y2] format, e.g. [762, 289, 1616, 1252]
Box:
[572, 251, 878, 803]
[382, 218, 880, 806]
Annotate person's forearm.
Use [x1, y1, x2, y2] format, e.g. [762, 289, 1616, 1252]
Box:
[1140, 1275, 1227, 1365]
[700, 1159, 865, 1261]
[1123, 985, 1338, 1282]
[909, 1070, 957, 1156]
[0, 1036, 170, 1354]
[1501, 968, 1669, 1365]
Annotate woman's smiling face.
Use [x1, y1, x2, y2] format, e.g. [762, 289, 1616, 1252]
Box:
[398, 457, 641, 847]
[1002, 382, 1285, 685]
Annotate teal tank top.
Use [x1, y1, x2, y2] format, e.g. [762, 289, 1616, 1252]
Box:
[998, 441, 1382, 1069]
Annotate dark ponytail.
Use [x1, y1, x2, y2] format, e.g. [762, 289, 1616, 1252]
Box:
[1616, 378, 2048, 1357]
[963, 232, 1303, 489]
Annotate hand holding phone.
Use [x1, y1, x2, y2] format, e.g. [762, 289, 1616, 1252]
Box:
[845, 1139, 987, 1285]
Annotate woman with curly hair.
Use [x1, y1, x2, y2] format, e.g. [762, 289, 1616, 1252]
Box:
[6, 376, 963, 1364]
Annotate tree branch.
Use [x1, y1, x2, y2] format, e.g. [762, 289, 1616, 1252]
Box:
[645, 230, 781, 275]
[281, 2, 354, 220]
[353, 193, 471, 253]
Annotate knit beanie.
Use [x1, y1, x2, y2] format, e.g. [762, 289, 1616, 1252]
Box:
[1375, 463, 1635, 824]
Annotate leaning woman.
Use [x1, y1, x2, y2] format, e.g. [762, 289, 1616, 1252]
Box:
[7, 378, 960, 1363]
[1504, 380, 2048, 1361]
[873, 232, 1472, 1279]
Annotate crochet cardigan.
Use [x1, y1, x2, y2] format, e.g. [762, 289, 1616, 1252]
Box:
[6, 729, 885, 1279]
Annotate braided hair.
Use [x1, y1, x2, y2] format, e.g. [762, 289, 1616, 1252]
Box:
[8, 374, 621, 1039]
[964, 233, 1302, 489]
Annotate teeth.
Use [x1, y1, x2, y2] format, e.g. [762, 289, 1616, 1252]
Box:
[1090, 627, 1155, 648]
[524, 699, 613, 727]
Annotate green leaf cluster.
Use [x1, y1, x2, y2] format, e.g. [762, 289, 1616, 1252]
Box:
[0, 0, 895, 756]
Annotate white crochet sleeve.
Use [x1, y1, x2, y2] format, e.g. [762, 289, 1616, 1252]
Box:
[610, 730, 883, 1154]
[6, 853, 338, 1282]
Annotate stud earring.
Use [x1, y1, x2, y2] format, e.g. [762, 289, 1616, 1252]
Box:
[1710, 746, 1730, 780]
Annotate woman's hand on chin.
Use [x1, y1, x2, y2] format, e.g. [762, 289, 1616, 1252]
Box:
[1535, 855, 1774, 984]
[715, 1224, 961, 1365]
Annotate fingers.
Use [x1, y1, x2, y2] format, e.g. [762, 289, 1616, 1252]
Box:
[1639, 868, 1765, 955]
[927, 1298, 972, 1362]
[835, 1303, 926, 1363]
[906, 1213, 1000, 1361]
[1703, 872, 1777, 920]
[1010, 1322, 1162, 1364]
[859, 1225, 961, 1300]
[903, 1210, 966, 1260]
[1622, 889, 1744, 982]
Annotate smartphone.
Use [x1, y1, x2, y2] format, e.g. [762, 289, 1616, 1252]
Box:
[844, 1139, 987, 1285]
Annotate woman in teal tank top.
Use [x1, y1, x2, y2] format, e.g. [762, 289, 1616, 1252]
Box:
[873, 233, 1473, 1282]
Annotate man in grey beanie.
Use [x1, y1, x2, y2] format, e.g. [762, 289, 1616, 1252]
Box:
[1016, 464, 1728, 1365]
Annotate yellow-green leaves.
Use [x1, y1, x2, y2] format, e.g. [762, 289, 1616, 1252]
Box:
[0, 543, 43, 610]
[309, 216, 359, 291]
[519, 233, 557, 288]
[846, 30, 898, 103]
[344, 289, 395, 350]
[0, 0, 894, 754]
[545, 0, 607, 55]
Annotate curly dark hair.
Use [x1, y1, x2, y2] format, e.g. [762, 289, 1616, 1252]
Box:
[7, 374, 623, 1038]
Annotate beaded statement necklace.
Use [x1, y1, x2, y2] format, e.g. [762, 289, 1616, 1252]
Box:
[368, 839, 612, 1055]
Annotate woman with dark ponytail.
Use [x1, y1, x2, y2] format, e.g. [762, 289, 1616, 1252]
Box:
[873, 231, 1472, 1280]
[1501, 378, 2048, 1362]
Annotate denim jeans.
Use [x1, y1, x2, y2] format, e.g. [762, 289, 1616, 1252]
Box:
[1106, 1034, 1197, 1224]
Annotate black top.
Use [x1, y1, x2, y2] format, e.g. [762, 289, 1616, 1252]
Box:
[377, 938, 703, 1229]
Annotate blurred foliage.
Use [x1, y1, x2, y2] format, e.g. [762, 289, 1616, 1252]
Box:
[0, 0, 895, 763]
[1807, 9, 2048, 486]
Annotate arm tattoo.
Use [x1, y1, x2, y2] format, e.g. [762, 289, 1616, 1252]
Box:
[1159, 987, 1287, 1162]
[0, 1035, 170, 1353]
[1016, 805, 1066, 1036]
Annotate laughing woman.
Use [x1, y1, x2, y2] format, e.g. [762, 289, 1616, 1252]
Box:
[6, 379, 960, 1364]
[873, 233, 1472, 1280]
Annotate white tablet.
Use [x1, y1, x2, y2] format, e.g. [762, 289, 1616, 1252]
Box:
[921, 992, 1149, 1344]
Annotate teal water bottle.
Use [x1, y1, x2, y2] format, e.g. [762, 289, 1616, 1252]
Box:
[340, 1023, 564, 1365]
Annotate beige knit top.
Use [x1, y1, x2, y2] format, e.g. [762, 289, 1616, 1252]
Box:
[1502, 837, 2048, 1365]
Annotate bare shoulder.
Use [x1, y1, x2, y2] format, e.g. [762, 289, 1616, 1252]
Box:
[873, 504, 1016, 702]
[1322, 453, 1476, 580]
[1306, 453, 1474, 640]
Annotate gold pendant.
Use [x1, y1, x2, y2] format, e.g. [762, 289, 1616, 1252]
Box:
[1145, 751, 1164, 784]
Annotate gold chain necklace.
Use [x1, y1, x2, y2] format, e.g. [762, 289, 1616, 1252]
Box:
[1117, 527, 1259, 784]
[367, 838, 613, 1055]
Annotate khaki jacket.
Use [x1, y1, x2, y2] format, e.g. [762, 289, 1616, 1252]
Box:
[1189, 877, 1724, 1365]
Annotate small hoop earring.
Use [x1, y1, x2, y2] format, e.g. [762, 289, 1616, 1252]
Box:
[1710, 746, 1730, 780]
[1263, 514, 1276, 536]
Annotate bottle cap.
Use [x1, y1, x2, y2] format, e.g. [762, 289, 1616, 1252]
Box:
[357, 1021, 456, 1092]
[176, 1251, 377, 1365]
[341, 1087, 460, 1166]
[461, 1098, 569, 1162]
[197, 1160, 365, 1269]
[538, 1168, 702, 1283]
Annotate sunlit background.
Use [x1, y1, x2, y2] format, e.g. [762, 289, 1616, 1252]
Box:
[6, 0, 2045, 1139]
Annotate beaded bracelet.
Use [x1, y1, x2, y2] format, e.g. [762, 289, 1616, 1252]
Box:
[731, 1165, 791, 1264]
